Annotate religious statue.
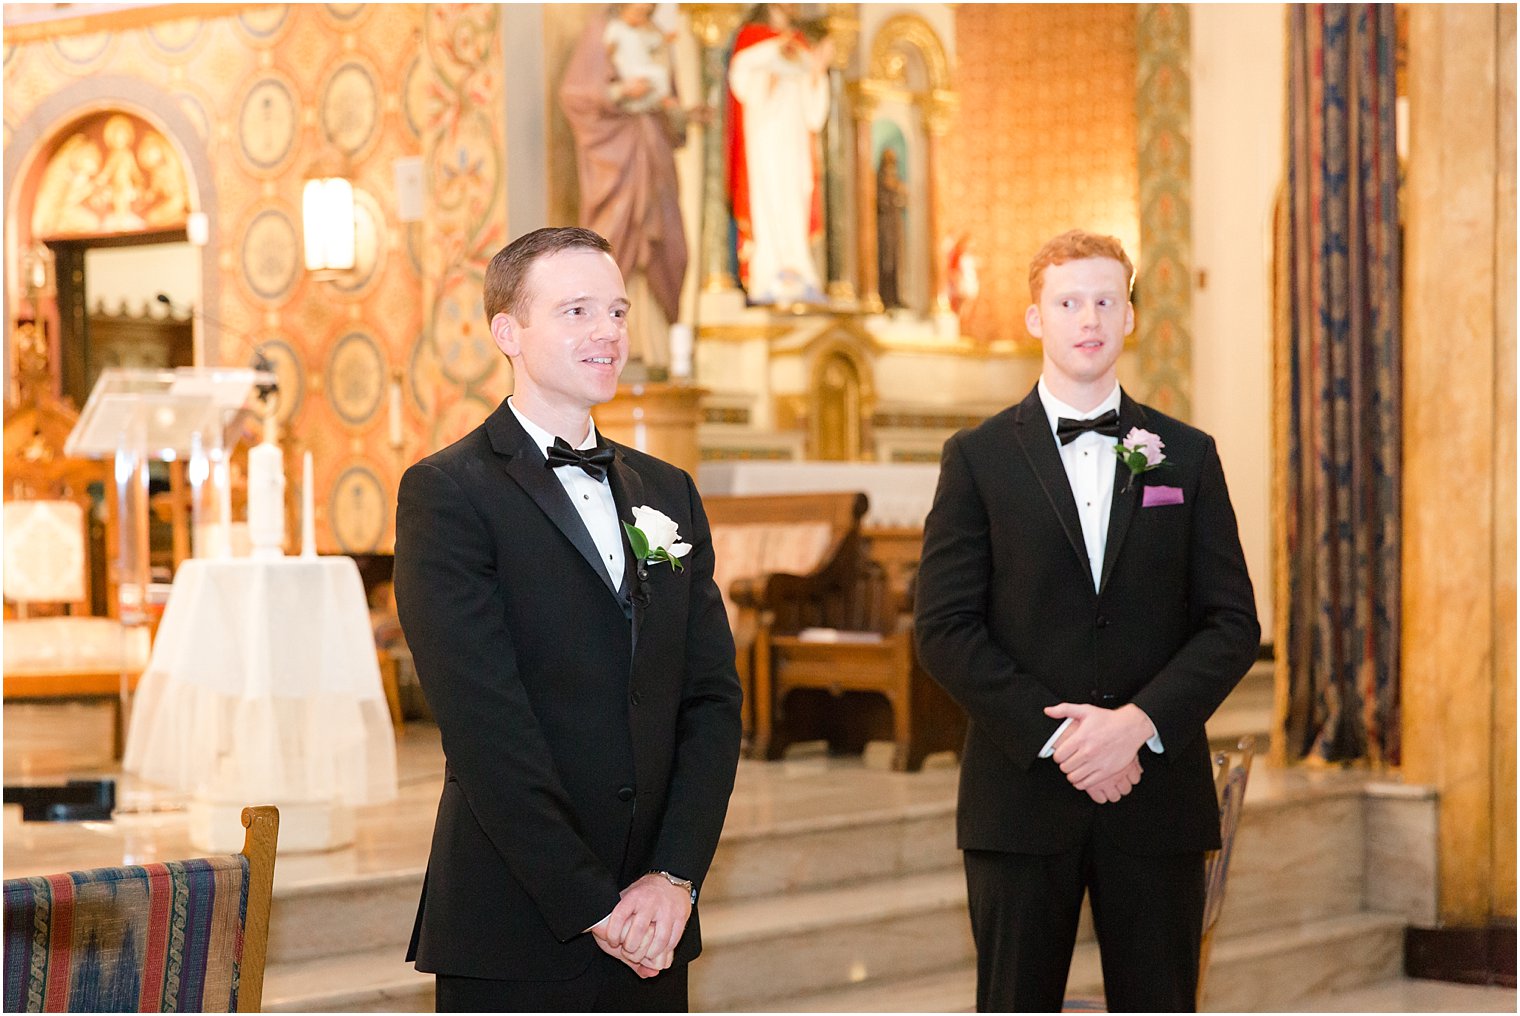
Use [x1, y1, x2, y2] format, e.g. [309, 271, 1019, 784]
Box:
[726, 3, 834, 306]
[876, 148, 907, 310]
[946, 232, 980, 329]
[560, 3, 691, 377]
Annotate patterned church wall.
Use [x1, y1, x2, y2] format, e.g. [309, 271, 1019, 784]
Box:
[937, 5, 1140, 351]
[3, 4, 509, 554]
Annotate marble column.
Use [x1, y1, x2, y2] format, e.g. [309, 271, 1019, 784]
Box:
[920, 90, 958, 313]
[686, 4, 742, 293]
[1401, 3, 1516, 925]
[822, 5, 860, 302]
[850, 80, 886, 313]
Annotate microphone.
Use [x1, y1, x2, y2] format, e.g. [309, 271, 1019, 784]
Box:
[157, 293, 277, 402]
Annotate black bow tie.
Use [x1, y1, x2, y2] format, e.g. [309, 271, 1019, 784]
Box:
[1056, 409, 1122, 445]
[545, 437, 615, 482]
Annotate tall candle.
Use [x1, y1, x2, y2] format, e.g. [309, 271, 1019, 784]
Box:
[669, 323, 693, 378]
[247, 413, 285, 559]
[216, 455, 233, 559]
[300, 451, 317, 557]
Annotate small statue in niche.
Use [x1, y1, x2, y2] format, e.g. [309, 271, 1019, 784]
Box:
[876, 147, 908, 310]
[945, 232, 980, 331]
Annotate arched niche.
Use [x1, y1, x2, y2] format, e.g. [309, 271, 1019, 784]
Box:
[805, 330, 877, 461]
[4, 76, 219, 401]
[854, 13, 957, 317]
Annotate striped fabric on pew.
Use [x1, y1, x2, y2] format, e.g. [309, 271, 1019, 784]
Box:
[3, 855, 250, 1013]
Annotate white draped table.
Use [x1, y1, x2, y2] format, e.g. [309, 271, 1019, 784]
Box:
[123, 556, 398, 852]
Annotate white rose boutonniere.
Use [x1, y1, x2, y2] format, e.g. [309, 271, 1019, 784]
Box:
[624, 505, 692, 572]
[1113, 427, 1169, 493]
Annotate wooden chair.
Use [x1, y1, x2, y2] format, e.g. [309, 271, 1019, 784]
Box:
[2, 805, 279, 1012]
[1196, 734, 1257, 1008]
[1061, 734, 1257, 1011]
[4, 384, 149, 756]
[703, 492, 871, 751]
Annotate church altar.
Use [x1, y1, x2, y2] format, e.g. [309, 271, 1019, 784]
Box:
[122, 555, 398, 852]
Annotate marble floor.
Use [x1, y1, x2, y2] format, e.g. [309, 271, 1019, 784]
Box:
[3, 701, 1515, 1013]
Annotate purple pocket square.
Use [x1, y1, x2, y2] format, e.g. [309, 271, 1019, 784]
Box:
[1142, 484, 1184, 507]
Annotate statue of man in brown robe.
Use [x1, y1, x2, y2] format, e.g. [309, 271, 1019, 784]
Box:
[560, 5, 689, 377]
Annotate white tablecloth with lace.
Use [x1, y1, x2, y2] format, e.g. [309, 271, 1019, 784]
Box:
[123, 556, 398, 818]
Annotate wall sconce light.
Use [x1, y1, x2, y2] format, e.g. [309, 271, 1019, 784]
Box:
[302, 156, 356, 276]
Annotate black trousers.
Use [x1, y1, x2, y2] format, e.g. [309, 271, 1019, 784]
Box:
[963, 836, 1205, 1013]
[435, 955, 689, 1013]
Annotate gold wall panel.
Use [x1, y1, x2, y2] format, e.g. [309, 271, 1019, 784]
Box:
[938, 4, 1139, 350]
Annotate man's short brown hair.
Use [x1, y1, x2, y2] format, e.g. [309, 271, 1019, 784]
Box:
[483, 226, 614, 324]
[1028, 229, 1135, 304]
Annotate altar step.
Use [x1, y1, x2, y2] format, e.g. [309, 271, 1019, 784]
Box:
[765, 911, 1407, 1013]
[263, 733, 1431, 1013]
[1206, 657, 1275, 750]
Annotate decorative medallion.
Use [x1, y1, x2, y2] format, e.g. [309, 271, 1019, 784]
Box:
[238, 75, 298, 173]
[402, 56, 427, 140]
[330, 464, 386, 553]
[408, 332, 435, 414]
[147, 17, 203, 59]
[240, 207, 300, 303]
[237, 6, 291, 42]
[257, 338, 306, 426]
[432, 392, 497, 451]
[324, 3, 369, 25]
[329, 188, 385, 296]
[320, 61, 380, 157]
[49, 31, 112, 72]
[327, 330, 386, 426]
[432, 270, 495, 385]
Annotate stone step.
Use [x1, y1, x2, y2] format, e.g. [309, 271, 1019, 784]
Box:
[692, 868, 975, 1011]
[764, 911, 1406, 1013]
[263, 946, 432, 1014]
[702, 794, 959, 902]
[266, 868, 423, 965]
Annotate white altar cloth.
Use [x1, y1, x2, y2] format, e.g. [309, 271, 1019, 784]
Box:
[123, 556, 398, 850]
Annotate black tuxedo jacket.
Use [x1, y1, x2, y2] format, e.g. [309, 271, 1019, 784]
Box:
[914, 385, 1259, 856]
[393, 401, 742, 981]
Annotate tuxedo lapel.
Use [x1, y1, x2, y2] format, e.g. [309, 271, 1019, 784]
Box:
[607, 447, 647, 651]
[486, 404, 623, 602]
[1098, 391, 1148, 597]
[1012, 387, 1091, 588]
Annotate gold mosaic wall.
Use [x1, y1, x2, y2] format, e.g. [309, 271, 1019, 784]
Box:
[937, 4, 1140, 350]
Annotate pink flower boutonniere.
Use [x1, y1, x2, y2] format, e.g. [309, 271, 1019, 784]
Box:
[1114, 427, 1169, 493]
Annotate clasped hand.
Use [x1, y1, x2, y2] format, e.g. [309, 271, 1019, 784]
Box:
[1045, 702, 1153, 804]
[590, 873, 692, 979]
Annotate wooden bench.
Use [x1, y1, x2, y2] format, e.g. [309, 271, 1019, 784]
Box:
[704, 492, 964, 771]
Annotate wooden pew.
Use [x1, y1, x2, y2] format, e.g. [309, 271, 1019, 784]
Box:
[704, 492, 965, 770]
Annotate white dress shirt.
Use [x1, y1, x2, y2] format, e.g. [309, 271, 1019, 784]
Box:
[1034, 378, 1163, 758]
[509, 399, 625, 589]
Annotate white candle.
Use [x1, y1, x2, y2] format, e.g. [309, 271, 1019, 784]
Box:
[247, 440, 285, 558]
[669, 323, 693, 378]
[216, 456, 233, 559]
[301, 451, 317, 557]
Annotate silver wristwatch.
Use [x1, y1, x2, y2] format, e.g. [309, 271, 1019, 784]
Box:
[649, 869, 697, 904]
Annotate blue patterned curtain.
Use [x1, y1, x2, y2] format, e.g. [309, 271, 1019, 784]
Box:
[1282, 5, 1402, 764]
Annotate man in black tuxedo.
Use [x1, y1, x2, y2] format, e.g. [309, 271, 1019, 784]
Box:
[914, 230, 1259, 1012]
[394, 227, 742, 1012]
